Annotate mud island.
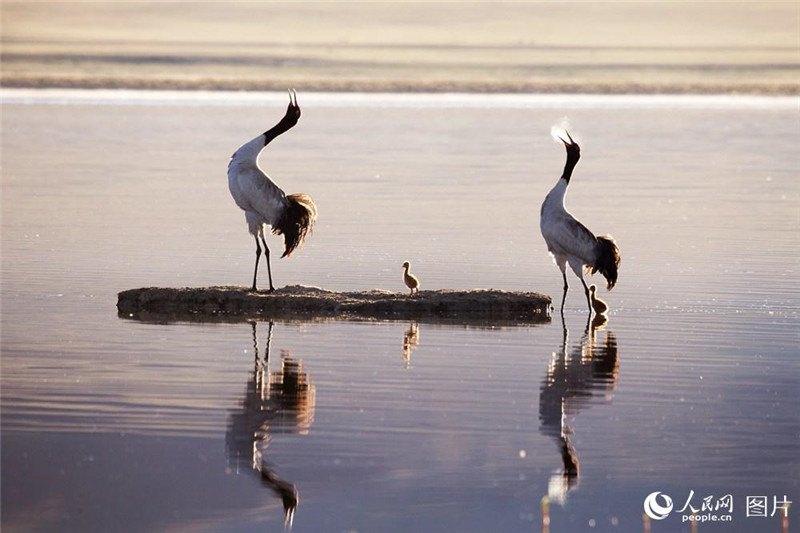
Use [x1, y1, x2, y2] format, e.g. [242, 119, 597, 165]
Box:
[117, 285, 551, 323]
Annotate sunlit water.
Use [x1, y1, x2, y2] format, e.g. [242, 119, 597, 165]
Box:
[1, 90, 798, 532]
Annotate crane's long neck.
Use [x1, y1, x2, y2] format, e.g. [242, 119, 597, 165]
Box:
[263, 119, 294, 146]
[561, 156, 578, 184]
[547, 177, 569, 210]
[229, 118, 295, 170]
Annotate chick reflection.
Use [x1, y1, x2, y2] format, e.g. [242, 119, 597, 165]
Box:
[226, 321, 316, 530]
[539, 315, 619, 505]
[402, 322, 420, 368]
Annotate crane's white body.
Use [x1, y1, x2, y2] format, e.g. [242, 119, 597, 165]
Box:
[228, 135, 289, 237]
[540, 177, 598, 282]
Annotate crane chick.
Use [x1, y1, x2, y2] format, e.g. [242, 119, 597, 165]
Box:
[589, 285, 608, 316]
[402, 261, 420, 297]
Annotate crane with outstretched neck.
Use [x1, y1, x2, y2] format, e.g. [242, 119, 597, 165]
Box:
[228, 89, 317, 292]
[540, 131, 620, 314]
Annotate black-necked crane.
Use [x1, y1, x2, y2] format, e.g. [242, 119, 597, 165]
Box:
[402, 261, 420, 296]
[228, 89, 317, 292]
[540, 131, 620, 314]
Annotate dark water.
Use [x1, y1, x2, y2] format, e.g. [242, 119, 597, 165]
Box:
[1, 91, 798, 532]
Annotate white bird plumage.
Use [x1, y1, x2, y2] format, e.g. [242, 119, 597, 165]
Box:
[228, 89, 317, 292]
[540, 131, 620, 315]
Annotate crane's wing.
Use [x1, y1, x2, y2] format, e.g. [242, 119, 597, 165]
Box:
[228, 165, 288, 227]
[542, 211, 598, 261]
[227, 132, 291, 227]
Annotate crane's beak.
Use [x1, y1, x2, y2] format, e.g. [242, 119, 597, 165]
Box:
[287, 88, 298, 108]
[559, 130, 575, 147]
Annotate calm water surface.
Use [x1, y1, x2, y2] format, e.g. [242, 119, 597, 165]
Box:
[2, 91, 798, 532]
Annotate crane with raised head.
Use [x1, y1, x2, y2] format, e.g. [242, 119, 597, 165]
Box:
[228, 89, 317, 292]
[540, 131, 620, 314]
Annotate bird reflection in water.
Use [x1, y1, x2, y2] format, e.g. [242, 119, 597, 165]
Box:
[226, 321, 316, 530]
[402, 322, 420, 368]
[539, 314, 619, 506]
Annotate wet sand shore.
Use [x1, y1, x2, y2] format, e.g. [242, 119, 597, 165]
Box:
[4, 75, 797, 96]
[3, 1, 798, 95]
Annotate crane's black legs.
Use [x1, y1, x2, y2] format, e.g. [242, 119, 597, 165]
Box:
[252, 237, 262, 291]
[251, 235, 276, 293]
[260, 234, 275, 292]
[558, 263, 592, 315]
[581, 278, 592, 314]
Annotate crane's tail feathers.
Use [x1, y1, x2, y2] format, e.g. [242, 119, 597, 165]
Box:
[272, 193, 317, 258]
[592, 235, 621, 290]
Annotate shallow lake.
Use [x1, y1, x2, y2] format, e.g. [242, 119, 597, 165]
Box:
[1, 90, 798, 532]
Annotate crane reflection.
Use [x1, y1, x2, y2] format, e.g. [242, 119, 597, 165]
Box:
[539, 314, 619, 506]
[226, 321, 316, 530]
[402, 322, 420, 368]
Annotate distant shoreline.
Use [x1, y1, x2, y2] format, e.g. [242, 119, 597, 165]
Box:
[3, 75, 797, 96]
[4, 2, 797, 97]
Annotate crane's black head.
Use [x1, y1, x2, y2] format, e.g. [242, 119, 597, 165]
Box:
[265, 89, 301, 143]
[559, 130, 580, 167]
[280, 88, 301, 128]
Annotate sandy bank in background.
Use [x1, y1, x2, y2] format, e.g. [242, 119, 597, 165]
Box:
[2, 1, 798, 94]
